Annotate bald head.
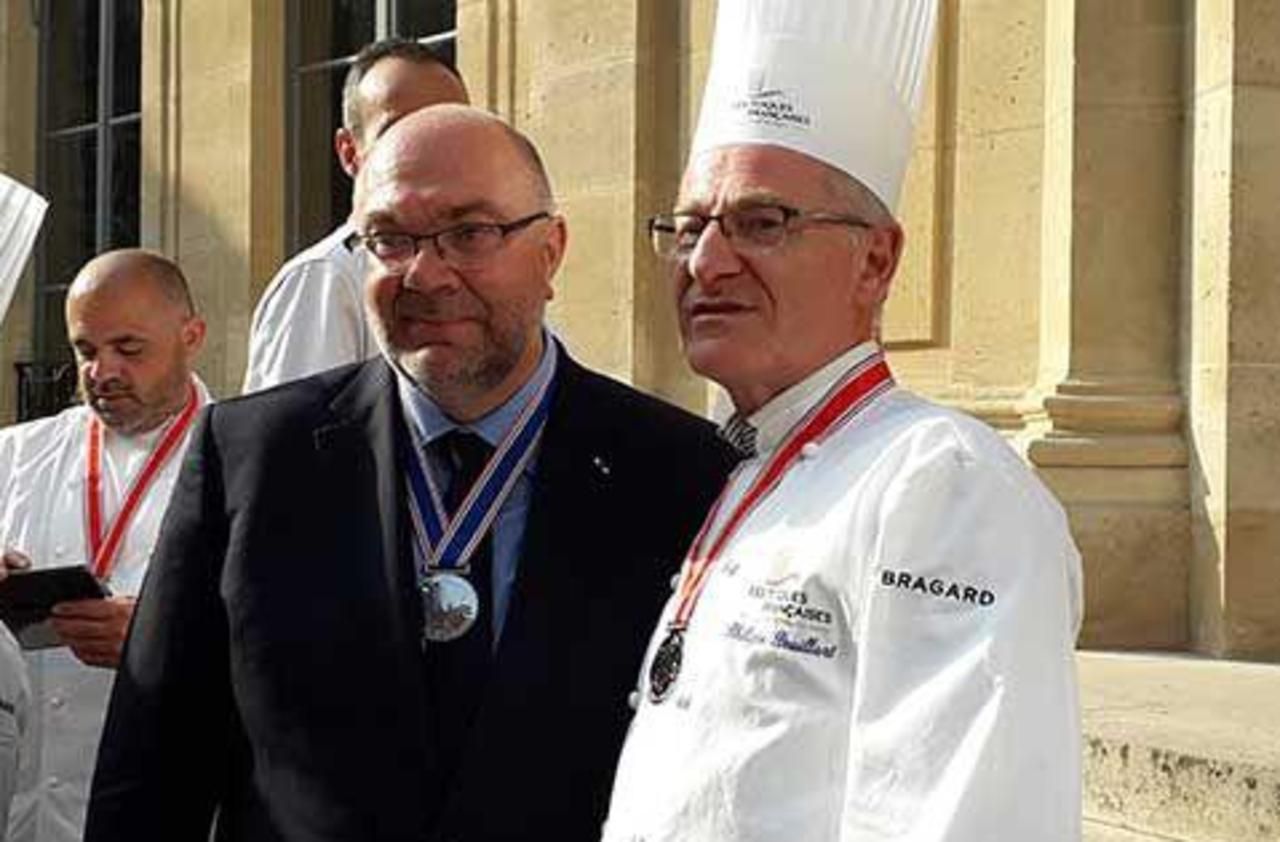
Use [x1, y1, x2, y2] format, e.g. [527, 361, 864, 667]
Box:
[350, 103, 567, 422]
[335, 45, 470, 180]
[354, 105, 554, 216]
[69, 249, 196, 318]
[66, 249, 205, 435]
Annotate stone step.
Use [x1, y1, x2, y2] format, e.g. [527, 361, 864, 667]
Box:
[1080, 651, 1280, 842]
[1084, 818, 1184, 841]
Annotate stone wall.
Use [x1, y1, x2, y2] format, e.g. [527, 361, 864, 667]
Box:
[137, 0, 285, 398]
[0, 0, 38, 425]
[1186, 0, 1280, 657]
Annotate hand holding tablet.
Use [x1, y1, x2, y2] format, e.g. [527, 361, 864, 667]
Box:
[0, 564, 112, 650]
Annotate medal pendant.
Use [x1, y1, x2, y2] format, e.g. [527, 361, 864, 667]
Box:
[648, 628, 684, 704]
[421, 571, 480, 643]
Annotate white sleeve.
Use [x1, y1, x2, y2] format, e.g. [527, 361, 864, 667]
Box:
[841, 424, 1083, 842]
[0, 627, 28, 838]
[0, 428, 18, 555]
[241, 257, 367, 393]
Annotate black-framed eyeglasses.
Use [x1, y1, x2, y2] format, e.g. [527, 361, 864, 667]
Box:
[346, 211, 552, 271]
[648, 204, 870, 260]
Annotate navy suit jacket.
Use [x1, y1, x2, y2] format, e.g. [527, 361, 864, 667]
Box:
[85, 353, 735, 842]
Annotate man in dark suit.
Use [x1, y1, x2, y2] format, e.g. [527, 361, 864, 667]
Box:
[85, 105, 736, 842]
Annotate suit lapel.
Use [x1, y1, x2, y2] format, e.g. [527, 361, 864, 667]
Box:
[445, 356, 617, 789]
[501, 352, 615, 657]
[313, 360, 419, 656]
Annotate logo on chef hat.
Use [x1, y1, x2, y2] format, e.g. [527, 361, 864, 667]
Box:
[725, 66, 813, 132]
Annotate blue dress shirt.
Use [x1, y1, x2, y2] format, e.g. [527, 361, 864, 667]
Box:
[395, 335, 558, 645]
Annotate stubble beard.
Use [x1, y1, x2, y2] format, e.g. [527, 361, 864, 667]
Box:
[393, 321, 530, 412]
[84, 365, 191, 436]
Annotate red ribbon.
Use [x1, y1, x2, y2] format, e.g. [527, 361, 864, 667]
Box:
[672, 354, 894, 629]
[85, 381, 200, 581]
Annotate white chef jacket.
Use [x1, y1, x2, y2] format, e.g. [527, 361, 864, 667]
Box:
[0, 627, 30, 841]
[604, 343, 1083, 842]
[0, 379, 211, 842]
[243, 222, 377, 393]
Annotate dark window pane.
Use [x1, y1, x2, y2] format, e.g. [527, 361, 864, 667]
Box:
[109, 122, 141, 248]
[295, 0, 377, 66]
[34, 288, 75, 364]
[113, 0, 142, 116]
[43, 132, 98, 289]
[398, 0, 456, 38]
[429, 37, 456, 68]
[15, 357, 78, 422]
[45, 0, 100, 130]
[294, 67, 351, 245]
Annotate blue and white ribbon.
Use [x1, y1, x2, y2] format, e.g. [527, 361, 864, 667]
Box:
[403, 375, 555, 573]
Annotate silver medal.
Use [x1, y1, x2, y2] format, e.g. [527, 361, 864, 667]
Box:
[421, 571, 480, 642]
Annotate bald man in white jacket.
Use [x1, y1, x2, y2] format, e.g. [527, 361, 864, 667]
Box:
[0, 249, 210, 842]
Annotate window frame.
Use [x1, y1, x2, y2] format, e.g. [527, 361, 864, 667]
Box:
[32, 0, 141, 360]
[20, 0, 140, 421]
[284, 0, 457, 252]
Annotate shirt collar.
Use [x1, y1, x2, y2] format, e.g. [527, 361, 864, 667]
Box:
[395, 331, 559, 475]
[734, 341, 881, 457]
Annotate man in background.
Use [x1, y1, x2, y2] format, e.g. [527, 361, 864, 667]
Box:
[0, 250, 209, 842]
[242, 38, 468, 392]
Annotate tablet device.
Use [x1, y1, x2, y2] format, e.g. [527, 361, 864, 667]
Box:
[0, 566, 111, 650]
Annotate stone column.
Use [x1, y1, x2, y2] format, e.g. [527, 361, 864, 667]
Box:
[885, 1, 1061, 445]
[458, 0, 708, 410]
[0, 0, 39, 424]
[139, 0, 285, 397]
[1185, 0, 1280, 658]
[1027, 1, 1189, 649]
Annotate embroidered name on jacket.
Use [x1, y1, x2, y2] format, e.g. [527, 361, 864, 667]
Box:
[880, 569, 997, 607]
[723, 578, 841, 659]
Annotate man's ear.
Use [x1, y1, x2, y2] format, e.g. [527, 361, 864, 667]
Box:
[335, 127, 360, 179]
[539, 216, 569, 302]
[181, 316, 207, 357]
[855, 222, 904, 309]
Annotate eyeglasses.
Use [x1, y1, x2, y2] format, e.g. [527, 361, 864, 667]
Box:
[648, 204, 869, 260]
[347, 211, 552, 271]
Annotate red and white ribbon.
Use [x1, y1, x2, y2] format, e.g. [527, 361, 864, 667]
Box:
[85, 380, 200, 581]
[671, 352, 895, 630]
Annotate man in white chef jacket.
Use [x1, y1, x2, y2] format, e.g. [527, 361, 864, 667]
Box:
[0, 249, 210, 842]
[242, 37, 469, 393]
[604, 2, 1084, 841]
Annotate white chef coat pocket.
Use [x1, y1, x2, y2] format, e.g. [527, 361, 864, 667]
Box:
[722, 571, 851, 706]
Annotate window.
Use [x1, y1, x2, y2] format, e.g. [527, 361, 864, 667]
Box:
[20, 0, 141, 420]
[287, 0, 457, 250]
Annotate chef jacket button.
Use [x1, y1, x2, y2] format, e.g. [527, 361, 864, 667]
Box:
[54, 545, 65, 557]
[627, 690, 641, 711]
[49, 696, 64, 709]
[800, 442, 820, 460]
[46, 776, 59, 788]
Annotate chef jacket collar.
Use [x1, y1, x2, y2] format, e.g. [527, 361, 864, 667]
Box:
[743, 340, 881, 457]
